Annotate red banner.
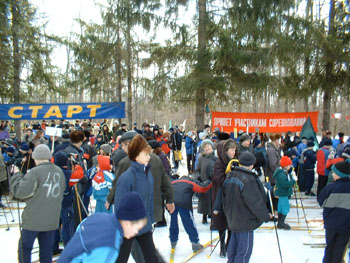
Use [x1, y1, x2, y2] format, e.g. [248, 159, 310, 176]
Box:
[212, 112, 319, 133]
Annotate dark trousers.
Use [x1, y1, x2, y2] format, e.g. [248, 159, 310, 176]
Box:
[323, 228, 350, 263]
[170, 206, 199, 244]
[304, 169, 315, 192]
[186, 154, 194, 174]
[317, 175, 328, 196]
[18, 229, 55, 263]
[298, 164, 305, 191]
[116, 231, 158, 263]
[227, 231, 254, 263]
[53, 203, 75, 251]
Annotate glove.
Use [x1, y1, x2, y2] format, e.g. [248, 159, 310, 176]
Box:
[264, 181, 272, 191]
[328, 151, 335, 159]
[292, 174, 298, 182]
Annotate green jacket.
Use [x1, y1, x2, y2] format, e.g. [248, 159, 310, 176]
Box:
[273, 167, 295, 197]
[11, 162, 66, 231]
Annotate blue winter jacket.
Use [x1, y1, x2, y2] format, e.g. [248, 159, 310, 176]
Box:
[303, 149, 316, 170]
[317, 176, 350, 233]
[58, 213, 123, 263]
[185, 136, 194, 155]
[114, 161, 154, 235]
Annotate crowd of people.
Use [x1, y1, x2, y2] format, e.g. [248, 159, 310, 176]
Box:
[0, 119, 349, 263]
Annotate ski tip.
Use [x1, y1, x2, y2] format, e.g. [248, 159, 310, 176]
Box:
[206, 255, 210, 259]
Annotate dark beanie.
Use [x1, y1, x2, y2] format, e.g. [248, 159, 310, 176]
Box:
[324, 138, 333, 146]
[332, 160, 350, 178]
[240, 133, 251, 144]
[307, 141, 314, 148]
[148, 140, 160, 149]
[115, 192, 147, 221]
[239, 152, 256, 166]
[54, 152, 69, 167]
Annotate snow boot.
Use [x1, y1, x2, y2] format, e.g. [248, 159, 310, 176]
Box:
[219, 243, 226, 258]
[277, 213, 291, 230]
[192, 243, 203, 252]
[202, 214, 208, 224]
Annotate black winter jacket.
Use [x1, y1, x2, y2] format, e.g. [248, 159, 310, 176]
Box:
[223, 166, 270, 232]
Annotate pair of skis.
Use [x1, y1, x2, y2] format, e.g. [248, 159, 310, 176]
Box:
[170, 236, 219, 263]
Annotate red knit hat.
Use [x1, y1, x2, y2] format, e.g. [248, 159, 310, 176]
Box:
[280, 156, 292, 167]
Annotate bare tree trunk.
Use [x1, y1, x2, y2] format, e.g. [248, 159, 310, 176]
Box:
[11, 0, 21, 138]
[115, 11, 123, 124]
[126, 8, 133, 129]
[195, 0, 207, 130]
[322, 0, 335, 131]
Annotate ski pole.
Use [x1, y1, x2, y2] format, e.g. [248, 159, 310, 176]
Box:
[266, 178, 283, 263]
[293, 185, 300, 224]
[75, 189, 89, 217]
[295, 185, 310, 233]
[206, 230, 226, 258]
[1, 205, 10, 231]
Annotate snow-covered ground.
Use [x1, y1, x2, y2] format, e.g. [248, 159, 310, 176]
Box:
[0, 147, 349, 263]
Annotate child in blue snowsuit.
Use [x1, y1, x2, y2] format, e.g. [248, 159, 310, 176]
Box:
[58, 192, 148, 263]
[170, 175, 212, 252]
[91, 155, 115, 213]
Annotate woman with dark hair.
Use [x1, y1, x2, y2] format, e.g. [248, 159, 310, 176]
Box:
[114, 134, 159, 263]
[212, 138, 237, 258]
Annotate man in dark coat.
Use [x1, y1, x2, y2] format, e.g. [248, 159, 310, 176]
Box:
[223, 152, 270, 263]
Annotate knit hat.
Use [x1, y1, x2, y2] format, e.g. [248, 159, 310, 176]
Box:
[307, 141, 315, 148]
[119, 131, 137, 144]
[288, 149, 297, 157]
[338, 132, 344, 138]
[100, 144, 112, 155]
[324, 138, 333, 146]
[332, 160, 350, 178]
[32, 144, 52, 160]
[217, 132, 230, 141]
[20, 143, 30, 152]
[97, 155, 111, 171]
[198, 132, 205, 140]
[240, 133, 251, 144]
[214, 127, 220, 133]
[280, 156, 292, 167]
[341, 147, 350, 159]
[54, 152, 69, 167]
[6, 146, 15, 154]
[239, 152, 256, 166]
[61, 133, 70, 142]
[148, 140, 160, 149]
[201, 139, 214, 150]
[115, 192, 147, 221]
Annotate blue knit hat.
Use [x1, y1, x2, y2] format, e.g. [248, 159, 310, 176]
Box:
[115, 192, 147, 221]
[20, 143, 30, 151]
[54, 152, 69, 167]
[332, 160, 350, 178]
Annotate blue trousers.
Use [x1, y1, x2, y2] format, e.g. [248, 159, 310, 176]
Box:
[304, 169, 315, 192]
[227, 231, 254, 263]
[277, 196, 290, 216]
[169, 206, 199, 243]
[95, 199, 112, 213]
[323, 228, 350, 263]
[18, 229, 56, 263]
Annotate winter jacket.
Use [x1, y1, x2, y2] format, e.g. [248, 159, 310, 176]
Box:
[185, 136, 195, 155]
[53, 141, 70, 155]
[170, 132, 182, 151]
[172, 176, 212, 210]
[303, 149, 316, 170]
[273, 167, 295, 197]
[11, 162, 66, 231]
[196, 153, 217, 215]
[222, 166, 270, 232]
[0, 153, 7, 182]
[82, 139, 94, 170]
[211, 139, 236, 230]
[92, 170, 115, 201]
[142, 130, 154, 139]
[58, 213, 123, 263]
[111, 146, 127, 171]
[317, 147, 330, 176]
[60, 168, 73, 205]
[266, 142, 281, 184]
[158, 152, 171, 177]
[297, 143, 307, 157]
[114, 161, 154, 236]
[317, 176, 350, 233]
[108, 153, 174, 223]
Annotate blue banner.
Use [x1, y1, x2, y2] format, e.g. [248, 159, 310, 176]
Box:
[0, 102, 125, 120]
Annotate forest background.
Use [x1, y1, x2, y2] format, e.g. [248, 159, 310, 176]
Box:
[1, 0, 350, 137]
